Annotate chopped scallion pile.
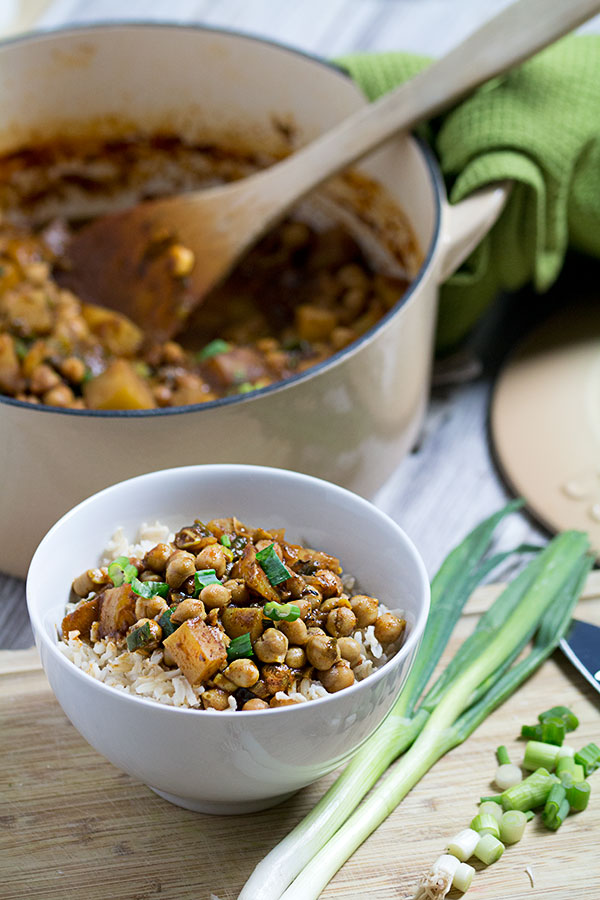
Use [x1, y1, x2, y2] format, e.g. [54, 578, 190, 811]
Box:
[255, 543, 291, 586]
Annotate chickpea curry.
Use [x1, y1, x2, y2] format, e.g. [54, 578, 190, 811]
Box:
[0, 135, 414, 410]
[61, 516, 407, 710]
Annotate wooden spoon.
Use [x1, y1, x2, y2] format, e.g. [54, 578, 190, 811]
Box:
[58, 0, 600, 341]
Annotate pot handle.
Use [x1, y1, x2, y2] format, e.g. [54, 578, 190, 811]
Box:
[437, 180, 511, 284]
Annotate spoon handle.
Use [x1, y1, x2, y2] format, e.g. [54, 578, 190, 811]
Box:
[250, 0, 600, 209]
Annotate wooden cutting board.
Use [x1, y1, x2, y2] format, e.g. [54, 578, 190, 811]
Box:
[2, 579, 600, 900]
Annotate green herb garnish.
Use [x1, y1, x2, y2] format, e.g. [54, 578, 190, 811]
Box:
[158, 604, 179, 639]
[13, 337, 29, 360]
[220, 535, 231, 548]
[194, 568, 221, 595]
[226, 632, 254, 662]
[126, 621, 153, 651]
[108, 556, 138, 586]
[263, 600, 301, 622]
[539, 706, 579, 732]
[255, 543, 290, 586]
[130, 577, 169, 599]
[197, 339, 231, 361]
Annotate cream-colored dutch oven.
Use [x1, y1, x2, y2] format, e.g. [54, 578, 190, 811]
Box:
[0, 24, 507, 578]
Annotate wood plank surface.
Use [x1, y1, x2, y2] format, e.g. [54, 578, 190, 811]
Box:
[1, 582, 599, 900]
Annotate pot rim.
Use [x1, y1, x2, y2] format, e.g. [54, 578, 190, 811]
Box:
[0, 20, 444, 420]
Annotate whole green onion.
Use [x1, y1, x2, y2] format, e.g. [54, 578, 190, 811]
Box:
[566, 780, 591, 812]
[523, 740, 561, 771]
[543, 783, 569, 830]
[574, 742, 600, 777]
[539, 706, 579, 731]
[499, 809, 527, 844]
[474, 834, 504, 865]
[501, 768, 557, 811]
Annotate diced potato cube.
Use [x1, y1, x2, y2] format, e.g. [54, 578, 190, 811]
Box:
[295, 305, 337, 342]
[163, 617, 227, 685]
[98, 584, 137, 638]
[83, 359, 155, 410]
[221, 606, 265, 644]
[81, 303, 143, 356]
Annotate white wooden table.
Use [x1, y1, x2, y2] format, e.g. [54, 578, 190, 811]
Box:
[2, 0, 596, 647]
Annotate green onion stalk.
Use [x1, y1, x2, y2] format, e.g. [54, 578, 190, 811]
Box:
[243, 530, 590, 900]
[238, 502, 524, 900]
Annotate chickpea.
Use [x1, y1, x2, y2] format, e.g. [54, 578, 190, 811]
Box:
[286, 575, 306, 599]
[255, 628, 288, 664]
[43, 384, 75, 407]
[306, 634, 340, 671]
[261, 664, 292, 695]
[279, 617, 308, 646]
[270, 694, 299, 708]
[330, 326, 355, 351]
[30, 363, 60, 395]
[374, 613, 406, 645]
[285, 646, 306, 668]
[134, 594, 168, 620]
[337, 636, 362, 666]
[319, 659, 355, 693]
[59, 356, 86, 384]
[321, 595, 351, 614]
[200, 583, 231, 610]
[294, 597, 313, 620]
[307, 625, 326, 637]
[161, 340, 187, 364]
[171, 598, 206, 624]
[223, 578, 249, 605]
[144, 543, 173, 574]
[213, 672, 237, 693]
[168, 245, 195, 278]
[242, 698, 269, 711]
[350, 594, 379, 628]
[138, 570, 162, 583]
[225, 658, 260, 688]
[307, 569, 343, 599]
[195, 544, 228, 578]
[165, 550, 196, 589]
[72, 567, 109, 598]
[326, 607, 357, 638]
[201, 689, 230, 711]
[153, 384, 172, 406]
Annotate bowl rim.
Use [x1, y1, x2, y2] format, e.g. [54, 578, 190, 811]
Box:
[0, 20, 444, 420]
[27, 462, 430, 718]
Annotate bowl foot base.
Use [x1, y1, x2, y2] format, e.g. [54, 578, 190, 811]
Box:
[149, 785, 298, 815]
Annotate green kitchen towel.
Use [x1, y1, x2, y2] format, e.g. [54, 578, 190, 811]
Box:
[338, 36, 600, 351]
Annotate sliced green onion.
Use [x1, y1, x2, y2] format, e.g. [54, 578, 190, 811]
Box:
[501, 768, 557, 810]
[194, 569, 221, 595]
[470, 813, 500, 838]
[447, 828, 480, 861]
[556, 755, 576, 778]
[220, 535, 232, 548]
[453, 862, 475, 893]
[495, 763, 522, 790]
[566, 780, 590, 812]
[108, 555, 138, 586]
[496, 745, 510, 765]
[130, 577, 169, 599]
[524, 810, 535, 822]
[479, 801, 503, 823]
[557, 744, 575, 760]
[126, 621, 152, 651]
[226, 633, 254, 662]
[523, 740, 561, 771]
[499, 809, 527, 844]
[521, 724, 543, 741]
[255, 543, 291, 586]
[263, 600, 301, 622]
[574, 742, 600, 777]
[540, 716, 566, 746]
[572, 764, 585, 782]
[479, 795, 503, 804]
[197, 338, 231, 360]
[474, 834, 504, 865]
[543, 783, 569, 831]
[157, 604, 178, 639]
[539, 706, 579, 731]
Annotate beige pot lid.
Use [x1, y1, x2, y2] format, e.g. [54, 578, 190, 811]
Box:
[490, 302, 600, 557]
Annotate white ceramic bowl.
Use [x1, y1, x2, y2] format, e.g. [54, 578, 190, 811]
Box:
[27, 464, 429, 815]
